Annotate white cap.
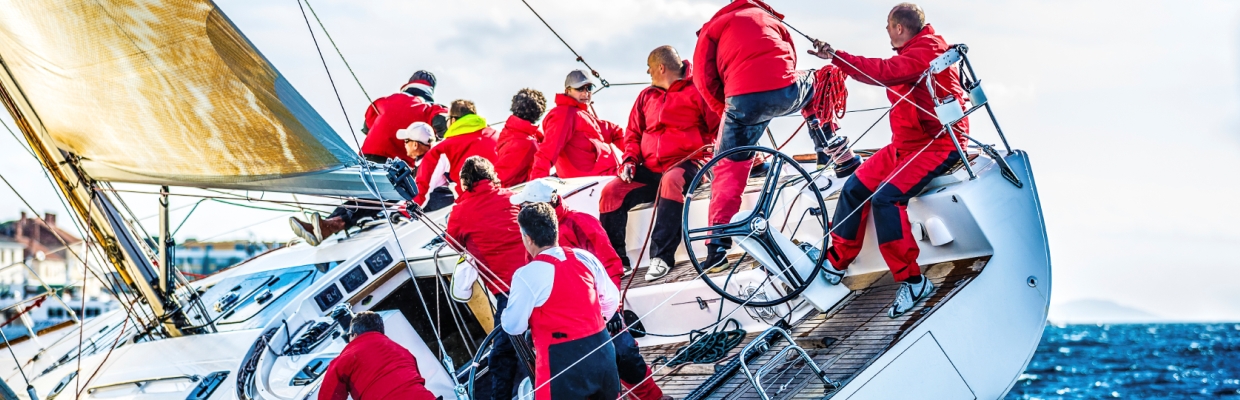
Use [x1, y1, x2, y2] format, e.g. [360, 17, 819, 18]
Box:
[396, 121, 434, 145]
[509, 179, 557, 205]
[564, 69, 594, 90]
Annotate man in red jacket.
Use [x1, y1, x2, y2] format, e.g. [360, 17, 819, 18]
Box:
[496, 88, 547, 186]
[445, 156, 530, 400]
[361, 70, 450, 166]
[414, 100, 500, 207]
[531, 70, 624, 179]
[601, 45, 722, 282]
[807, 3, 969, 318]
[693, 0, 817, 270]
[318, 312, 437, 400]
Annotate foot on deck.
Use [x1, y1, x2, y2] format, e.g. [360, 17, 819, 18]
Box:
[889, 278, 935, 318]
[645, 258, 671, 281]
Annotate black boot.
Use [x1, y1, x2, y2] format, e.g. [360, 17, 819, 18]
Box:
[702, 244, 730, 273]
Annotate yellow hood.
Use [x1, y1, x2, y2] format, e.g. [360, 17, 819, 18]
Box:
[444, 114, 488, 138]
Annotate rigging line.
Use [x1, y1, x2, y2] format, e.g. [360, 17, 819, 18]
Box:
[846, 106, 890, 113]
[0, 116, 34, 158]
[301, 0, 373, 104]
[517, 0, 610, 87]
[296, 0, 363, 151]
[197, 214, 288, 243]
[0, 325, 32, 392]
[171, 199, 206, 237]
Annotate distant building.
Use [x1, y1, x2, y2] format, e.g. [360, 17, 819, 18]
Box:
[174, 239, 282, 276]
[0, 212, 114, 325]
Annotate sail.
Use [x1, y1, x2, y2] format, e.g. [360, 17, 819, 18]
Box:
[0, 0, 357, 185]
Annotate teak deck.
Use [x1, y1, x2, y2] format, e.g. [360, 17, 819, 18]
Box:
[633, 256, 990, 399]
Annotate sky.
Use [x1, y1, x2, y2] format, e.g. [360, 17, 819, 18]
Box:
[1, 0, 1239, 321]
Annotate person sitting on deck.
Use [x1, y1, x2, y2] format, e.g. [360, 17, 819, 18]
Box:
[599, 45, 722, 282]
[509, 179, 668, 400]
[496, 88, 548, 187]
[414, 100, 501, 207]
[318, 311, 437, 400]
[444, 156, 531, 399]
[531, 70, 625, 179]
[806, 3, 969, 318]
[501, 202, 621, 400]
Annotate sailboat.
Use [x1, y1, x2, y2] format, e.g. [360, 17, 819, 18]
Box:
[0, 1, 1050, 399]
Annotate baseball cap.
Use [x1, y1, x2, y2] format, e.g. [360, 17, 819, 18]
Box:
[510, 179, 557, 205]
[396, 121, 434, 145]
[564, 69, 594, 90]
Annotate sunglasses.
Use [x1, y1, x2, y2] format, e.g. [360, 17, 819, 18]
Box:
[573, 84, 595, 92]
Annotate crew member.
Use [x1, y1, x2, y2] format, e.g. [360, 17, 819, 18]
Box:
[318, 312, 437, 400]
[501, 202, 621, 400]
[414, 100, 500, 206]
[496, 88, 547, 186]
[600, 45, 721, 281]
[362, 70, 450, 165]
[510, 179, 665, 400]
[531, 70, 624, 179]
[445, 156, 530, 399]
[290, 122, 435, 245]
[693, 0, 816, 270]
[807, 3, 968, 317]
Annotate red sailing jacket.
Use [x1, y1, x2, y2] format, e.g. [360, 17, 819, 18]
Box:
[414, 115, 499, 205]
[553, 200, 624, 288]
[624, 61, 722, 173]
[495, 115, 543, 187]
[361, 93, 448, 166]
[446, 180, 530, 294]
[832, 24, 969, 152]
[318, 332, 437, 400]
[693, 0, 798, 113]
[532, 94, 624, 179]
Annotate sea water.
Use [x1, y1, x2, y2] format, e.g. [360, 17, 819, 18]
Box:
[1007, 324, 1240, 399]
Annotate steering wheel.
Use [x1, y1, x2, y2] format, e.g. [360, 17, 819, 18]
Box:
[682, 146, 830, 308]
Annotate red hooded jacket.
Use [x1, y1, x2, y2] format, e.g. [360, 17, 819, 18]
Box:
[552, 200, 624, 288]
[496, 115, 543, 187]
[532, 94, 624, 179]
[413, 114, 499, 205]
[832, 24, 968, 152]
[624, 61, 722, 173]
[318, 332, 437, 400]
[693, 0, 798, 113]
[446, 180, 529, 294]
[361, 93, 449, 166]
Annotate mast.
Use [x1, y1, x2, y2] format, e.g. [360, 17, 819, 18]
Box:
[0, 56, 189, 337]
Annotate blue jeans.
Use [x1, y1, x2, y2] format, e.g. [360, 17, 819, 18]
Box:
[717, 71, 816, 161]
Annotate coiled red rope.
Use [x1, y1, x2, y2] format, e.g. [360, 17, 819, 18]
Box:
[802, 65, 849, 126]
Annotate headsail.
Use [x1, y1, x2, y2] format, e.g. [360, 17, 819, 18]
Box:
[0, 0, 356, 185]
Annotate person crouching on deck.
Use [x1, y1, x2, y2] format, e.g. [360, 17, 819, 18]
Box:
[318, 311, 437, 400]
[414, 100, 501, 208]
[599, 45, 722, 282]
[496, 88, 548, 187]
[531, 70, 625, 179]
[806, 3, 969, 318]
[502, 202, 621, 400]
[444, 156, 531, 398]
[510, 179, 668, 400]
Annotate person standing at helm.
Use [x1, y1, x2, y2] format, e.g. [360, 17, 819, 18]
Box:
[413, 100, 500, 207]
[496, 88, 548, 186]
[600, 45, 722, 282]
[693, 0, 817, 271]
[361, 70, 450, 166]
[531, 70, 625, 179]
[502, 202, 621, 400]
[805, 3, 969, 318]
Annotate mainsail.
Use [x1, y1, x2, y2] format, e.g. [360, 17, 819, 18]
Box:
[0, 0, 357, 185]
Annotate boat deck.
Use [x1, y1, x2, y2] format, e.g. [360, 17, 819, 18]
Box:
[635, 256, 990, 399]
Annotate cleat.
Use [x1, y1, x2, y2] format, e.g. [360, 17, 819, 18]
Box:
[889, 278, 935, 318]
[645, 258, 671, 282]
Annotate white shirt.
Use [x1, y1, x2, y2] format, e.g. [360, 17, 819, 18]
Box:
[500, 247, 620, 335]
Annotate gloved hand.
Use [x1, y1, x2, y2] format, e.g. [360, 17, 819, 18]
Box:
[619, 161, 637, 183]
[606, 312, 625, 335]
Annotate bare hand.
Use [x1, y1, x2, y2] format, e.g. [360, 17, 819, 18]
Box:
[807, 39, 834, 60]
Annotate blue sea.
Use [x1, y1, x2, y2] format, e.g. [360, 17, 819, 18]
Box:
[1007, 324, 1240, 399]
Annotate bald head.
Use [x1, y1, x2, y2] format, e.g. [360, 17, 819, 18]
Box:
[886, 3, 925, 48]
[646, 45, 685, 89]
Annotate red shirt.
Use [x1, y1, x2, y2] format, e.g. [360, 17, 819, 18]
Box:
[414, 116, 500, 205]
[693, 0, 798, 113]
[832, 24, 968, 152]
[553, 200, 624, 288]
[624, 61, 722, 173]
[495, 115, 543, 187]
[318, 332, 437, 400]
[446, 180, 530, 294]
[532, 94, 624, 179]
[361, 93, 448, 166]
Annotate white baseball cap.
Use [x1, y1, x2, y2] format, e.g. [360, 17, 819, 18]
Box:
[509, 179, 558, 205]
[396, 121, 434, 145]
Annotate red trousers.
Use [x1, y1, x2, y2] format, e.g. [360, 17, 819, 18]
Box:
[827, 146, 960, 281]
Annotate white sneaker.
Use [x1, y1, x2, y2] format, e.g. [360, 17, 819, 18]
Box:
[822, 266, 845, 286]
[888, 278, 935, 318]
[289, 214, 323, 246]
[645, 259, 672, 282]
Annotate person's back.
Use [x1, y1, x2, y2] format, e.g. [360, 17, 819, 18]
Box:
[693, 0, 797, 112]
[496, 88, 547, 187]
[318, 313, 437, 400]
[446, 175, 527, 294]
[362, 72, 448, 166]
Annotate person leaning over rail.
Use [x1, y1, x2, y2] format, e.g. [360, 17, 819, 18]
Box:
[806, 3, 969, 318]
[413, 100, 501, 207]
[531, 70, 625, 179]
[501, 202, 621, 400]
[444, 156, 531, 399]
[599, 45, 722, 282]
[509, 180, 669, 400]
[318, 311, 438, 400]
[496, 88, 548, 187]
